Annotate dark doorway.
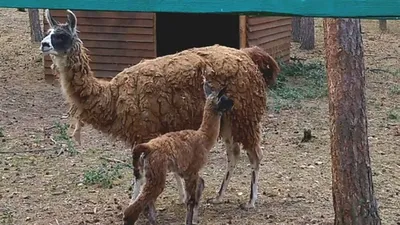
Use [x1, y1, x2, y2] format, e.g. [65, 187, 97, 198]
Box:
[156, 13, 240, 56]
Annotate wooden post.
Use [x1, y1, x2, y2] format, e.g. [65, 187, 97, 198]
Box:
[28, 9, 43, 42]
[379, 20, 387, 32]
[300, 17, 315, 50]
[239, 15, 247, 48]
[292, 17, 301, 42]
[323, 18, 381, 225]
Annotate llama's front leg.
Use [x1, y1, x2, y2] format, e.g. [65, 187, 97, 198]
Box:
[192, 177, 205, 224]
[240, 146, 262, 210]
[71, 120, 83, 145]
[174, 172, 186, 204]
[184, 175, 204, 225]
[208, 138, 240, 204]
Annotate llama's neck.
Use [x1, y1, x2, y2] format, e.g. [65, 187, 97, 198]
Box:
[53, 41, 114, 125]
[198, 105, 222, 150]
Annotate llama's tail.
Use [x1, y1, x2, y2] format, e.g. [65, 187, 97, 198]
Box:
[131, 143, 152, 179]
[241, 46, 280, 87]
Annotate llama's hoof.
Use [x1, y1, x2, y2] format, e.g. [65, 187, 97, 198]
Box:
[239, 202, 255, 210]
[206, 197, 223, 204]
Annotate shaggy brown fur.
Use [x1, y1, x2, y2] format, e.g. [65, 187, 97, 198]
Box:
[50, 59, 84, 144]
[123, 80, 234, 225]
[41, 9, 280, 208]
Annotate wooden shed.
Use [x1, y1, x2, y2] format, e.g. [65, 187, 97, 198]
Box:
[43, 11, 291, 79]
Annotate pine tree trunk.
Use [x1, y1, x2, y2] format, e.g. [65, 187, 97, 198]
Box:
[323, 18, 381, 225]
[28, 9, 43, 42]
[292, 17, 301, 42]
[300, 17, 315, 50]
[379, 20, 387, 32]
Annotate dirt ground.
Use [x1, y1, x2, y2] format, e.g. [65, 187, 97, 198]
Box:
[0, 9, 399, 225]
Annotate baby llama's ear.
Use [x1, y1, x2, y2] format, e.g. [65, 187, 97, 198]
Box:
[203, 80, 213, 98]
[45, 9, 59, 27]
[66, 10, 77, 33]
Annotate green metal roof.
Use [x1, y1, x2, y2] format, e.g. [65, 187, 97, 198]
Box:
[1, 0, 400, 18]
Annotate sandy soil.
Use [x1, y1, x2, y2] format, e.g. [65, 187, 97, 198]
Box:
[0, 9, 399, 225]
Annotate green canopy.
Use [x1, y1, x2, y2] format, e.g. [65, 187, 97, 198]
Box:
[1, 0, 400, 18]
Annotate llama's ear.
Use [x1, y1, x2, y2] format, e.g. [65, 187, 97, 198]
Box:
[66, 10, 77, 32]
[217, 86, 228, 98]
[45, 9, 58, 27]
[203, 81, 213, 98]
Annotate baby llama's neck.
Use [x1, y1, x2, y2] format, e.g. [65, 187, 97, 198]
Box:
[53, 41, 115, 126]
[198, 105, 222, 150]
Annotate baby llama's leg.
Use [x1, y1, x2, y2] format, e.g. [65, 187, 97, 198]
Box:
[144, 201, 157, 225]
[240, 144, 262, 210]
[192, 177, 205, 224]
[130, 158, 145, 205]
[184, 175, 205, 225]
[124, 163, 167, 225]
[174, 172, 186, 204]
[208, 121, 240, 204]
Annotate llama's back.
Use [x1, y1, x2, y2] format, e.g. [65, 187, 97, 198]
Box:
[146, 130, 208, 173]
[110, 45, 268, 149]
[111, 51, 208, 144]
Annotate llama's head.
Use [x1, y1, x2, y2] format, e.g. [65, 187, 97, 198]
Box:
[203, 78, 234, 114]
[40, 9, 78, 56]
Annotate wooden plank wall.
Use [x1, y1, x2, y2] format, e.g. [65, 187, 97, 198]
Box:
[246, 16, 291, 62]
[43, 10, 156, 78]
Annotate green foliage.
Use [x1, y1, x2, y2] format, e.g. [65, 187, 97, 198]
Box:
[389, 84, 400, 95]
[0, 208, 14, 225]
[269, 60, 327, 113]
[83, 162, 130, 189]
[388, 108, 399, 121]
[54, 122, 78, 155]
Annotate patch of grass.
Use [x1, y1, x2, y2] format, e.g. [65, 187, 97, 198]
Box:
[388, 109, 399, 121]
[389, 84, 400, 95]
[83, 162, 130, 189]
[269, 60, 327, 113]
[54, 122, 78, 156]
[0, 208, 14, 225]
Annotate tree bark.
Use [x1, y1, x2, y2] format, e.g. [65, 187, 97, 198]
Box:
[300, 17, 315, 50]
[323, 18, 381, 225]
[28, 9, 43, 42]
[379, 20, 387, 32]
[292, 17, 301, 42]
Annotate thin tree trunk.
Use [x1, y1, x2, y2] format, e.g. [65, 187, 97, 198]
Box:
[379, 20, 387, 32]
[323, 18, 381, 225]
[28, 9, 43, 42]
[300, 17, 315, 50]
[292, 17, 301, 42]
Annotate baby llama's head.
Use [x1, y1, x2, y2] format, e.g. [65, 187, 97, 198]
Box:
[40, 9, 79, 57]
[202, 78, 234, 114]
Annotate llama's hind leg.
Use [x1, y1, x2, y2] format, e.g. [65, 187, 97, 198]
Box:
[174, 172, 186, 204]
[144, 201, 157, 225]
[124, 163, 167, 225]
[130, 159, 145, 205]
[208, 122, 240, 204]
[240, 145, 262, 210]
